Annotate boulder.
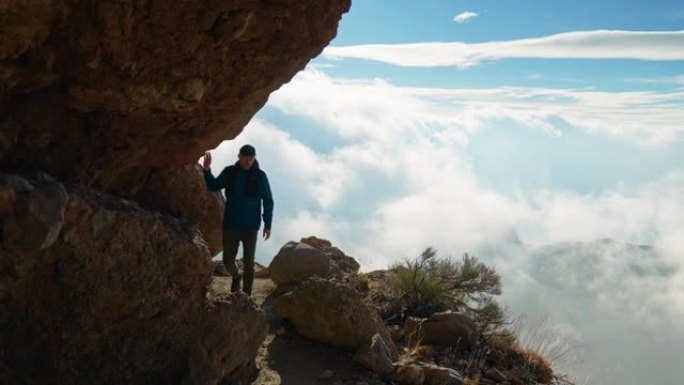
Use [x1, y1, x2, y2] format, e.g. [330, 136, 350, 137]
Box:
[352, 333, 395, 376]
[404, 311, 478, 348]
[254, 264, 270, 279]
[184, 291, 268, 385]
[269, 238, 361, 286]
[395, 363, 425, 385]
[0, 173, 267, 384]
[394, 359, 464, 385]
[2, 176, 68, 250]
[301, 235, 361, 275]
[277, 277, 398, 360]
[269, 241, 333, 286]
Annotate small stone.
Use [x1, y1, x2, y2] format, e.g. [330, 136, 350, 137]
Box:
[318, 369, 334, 380]
[276, 327, 286, 336]
[395, 363, 424, 385]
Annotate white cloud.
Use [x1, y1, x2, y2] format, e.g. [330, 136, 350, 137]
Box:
[272, 68, 684, 145]
[208, 67, 684, 273]
[625, 74, 684, 85]
[454, 11, 478, 24]
[323, 30, 684, 68]
[412, 86, 684, 145]
[519, 172, 684, 251]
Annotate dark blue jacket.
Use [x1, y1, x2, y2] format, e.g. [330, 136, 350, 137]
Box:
[203, 160, 273, 230]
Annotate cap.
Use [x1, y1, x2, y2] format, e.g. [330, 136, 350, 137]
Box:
[239, 144, 256, 157]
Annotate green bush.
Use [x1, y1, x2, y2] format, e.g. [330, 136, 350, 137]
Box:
[388, 247, 506, 331]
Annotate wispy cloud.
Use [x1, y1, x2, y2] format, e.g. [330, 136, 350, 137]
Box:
[323, 30, 684, 68]
[624, 74, 684, 85]
[401, 85, 684, 145]
[454, 11, 478, 24]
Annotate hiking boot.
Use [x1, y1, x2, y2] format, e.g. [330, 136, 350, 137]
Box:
[230, 273, 243, 293]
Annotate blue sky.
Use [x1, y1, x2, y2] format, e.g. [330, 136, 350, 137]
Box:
[316, 0, 684, 203]
[207, 2, 684, 383]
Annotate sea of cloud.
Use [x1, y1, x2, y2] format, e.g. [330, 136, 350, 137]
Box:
[205, 67, 684, 384]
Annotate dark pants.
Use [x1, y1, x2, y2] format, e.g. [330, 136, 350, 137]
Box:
[222, 229, 258, 295]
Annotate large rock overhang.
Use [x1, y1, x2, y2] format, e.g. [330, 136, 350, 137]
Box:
[0, 0, 351, 195]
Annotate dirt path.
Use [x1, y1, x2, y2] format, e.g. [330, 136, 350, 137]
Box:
[211, 277, 386, 385]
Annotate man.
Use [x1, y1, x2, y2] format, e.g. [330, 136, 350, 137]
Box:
[202, 144, 273, 295]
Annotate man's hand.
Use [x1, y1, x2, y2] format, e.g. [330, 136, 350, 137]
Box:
[202, 151, 212, 170]
[263, 228, 271, 240]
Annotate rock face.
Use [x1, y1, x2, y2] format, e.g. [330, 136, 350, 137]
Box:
[137, 163, 225, 255]
[404, 312, 478, 348]
[277, 277, 398, 360]
[0, 173, 268, 384]
[1, 172, 68, 250]
[185, 291, 268, 385]
[269, 237, 361, 286]
[0, 0, 351, 196]
[1, 1, 348, 383]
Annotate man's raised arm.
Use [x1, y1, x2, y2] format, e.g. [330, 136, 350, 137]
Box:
[202, 151, 226, 191]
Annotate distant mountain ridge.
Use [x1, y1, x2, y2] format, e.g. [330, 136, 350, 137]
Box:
[495, 236, 682, 385]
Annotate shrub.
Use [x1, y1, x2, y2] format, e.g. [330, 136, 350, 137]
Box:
[519, 348, 554, 384]
[388, 248, 505, 328]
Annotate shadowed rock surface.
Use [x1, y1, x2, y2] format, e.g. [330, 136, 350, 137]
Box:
[277, 277, 399, 361]
[1, 0, 351, 196]
[136, 163, 225, 255]
[0, 173, 268, 384]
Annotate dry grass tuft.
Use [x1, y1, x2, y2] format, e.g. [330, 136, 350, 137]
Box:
[407, 345, 434, 363]
[484, 333, 554, 384]
[517, 347, 554, 384]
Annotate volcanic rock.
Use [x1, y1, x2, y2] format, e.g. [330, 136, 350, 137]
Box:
[1, 0, 351, 196]
[404, 311, 478, 348]
[269, 237, 361, 286]
[136, 163, 224, 255]
[276, 277, 398, 360]
[0, 173, 267, 384]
